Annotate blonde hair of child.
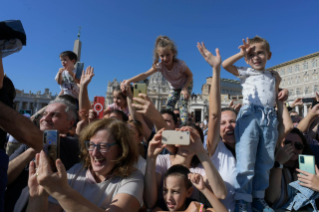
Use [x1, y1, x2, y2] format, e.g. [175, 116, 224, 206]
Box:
[249, 36, 270, 53]
[152, 36, 178, 68]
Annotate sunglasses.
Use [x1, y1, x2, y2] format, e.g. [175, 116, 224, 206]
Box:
[284, 139, 304, 150]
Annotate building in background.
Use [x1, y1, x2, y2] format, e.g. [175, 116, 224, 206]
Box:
[14, 88, 57, 114]
[270, 51, 319, 117]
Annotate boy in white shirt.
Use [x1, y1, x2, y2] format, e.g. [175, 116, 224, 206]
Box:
[55, 51, 80, 98]
[222, 36, 284, 212]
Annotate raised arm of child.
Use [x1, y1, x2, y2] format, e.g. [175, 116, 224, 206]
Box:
[222, 38, 252, 77]
[56, 67, 64, 85]
[181, 66, 193, 100]
[121, 67, 158, 92]
[0, 54, 4, 89]
[189, 173, 228, 212]
[144, 129, 167, 209]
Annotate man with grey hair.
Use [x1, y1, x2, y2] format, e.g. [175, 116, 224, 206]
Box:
[1, 98, 80, 212]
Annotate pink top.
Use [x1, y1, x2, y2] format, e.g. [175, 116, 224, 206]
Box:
[156, 59, 187, 89]
[107, 103, 130, 116]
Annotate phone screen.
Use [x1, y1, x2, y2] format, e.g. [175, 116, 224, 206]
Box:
[75, 62, 84, 79]
[43, 130, 60, 171]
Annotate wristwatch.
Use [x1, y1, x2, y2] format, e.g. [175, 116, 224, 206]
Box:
[274, 161, 283, 169]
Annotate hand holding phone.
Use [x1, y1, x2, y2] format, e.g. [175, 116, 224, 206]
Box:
[43, 130, 60, 172]
[133, 83, 147, 105]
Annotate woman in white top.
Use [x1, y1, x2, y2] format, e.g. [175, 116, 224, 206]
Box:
[26, 118, 144, 212]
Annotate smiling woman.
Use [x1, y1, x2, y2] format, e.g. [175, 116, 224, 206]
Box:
[26, 118, 144, 212]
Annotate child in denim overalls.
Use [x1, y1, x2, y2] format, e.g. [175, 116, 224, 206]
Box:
[222, 36, 284, 212]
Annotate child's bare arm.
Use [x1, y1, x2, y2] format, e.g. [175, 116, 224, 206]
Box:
[222, 38, 252, 77]
[181, 66, 193, 100]
[189, 173, 228, 212]
[56, 68, 64, 85]
[0, 54, 4, 89]
[125, 67, 157, 85]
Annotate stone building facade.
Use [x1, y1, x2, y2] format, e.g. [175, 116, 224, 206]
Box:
[14, 88, 57, 114]
[269, 51, 319, 117]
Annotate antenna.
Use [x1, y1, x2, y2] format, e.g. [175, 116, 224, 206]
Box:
[77, 26, 81, 40]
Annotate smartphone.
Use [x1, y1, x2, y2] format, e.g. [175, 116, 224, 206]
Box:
[313, 101, 319, 107]
[161, 130, 190, 145]
[133, 83, 147, 104]
[93, 96, 105, 119]
[43, 130, 60, 171]
[302, 98, 314, 104]
[75, 62, 84, 80]
[299, 154, 315, 175]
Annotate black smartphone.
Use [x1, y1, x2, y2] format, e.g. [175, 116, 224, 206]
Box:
[303, 98, 314, 104]
[75, 62, 84, 80]
[313, 101, 319, 107]
[43, 130, 60, 171]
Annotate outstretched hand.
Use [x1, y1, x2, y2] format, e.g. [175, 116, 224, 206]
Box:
[28, 153, 48, 198]
[188, 173, 206, 191]
[80, 66, 94, 86]
[148, 128, 166, 159]
[238, 37, 252, 58]
[291, 98, 303, 108]
[197, 42, 221, 69]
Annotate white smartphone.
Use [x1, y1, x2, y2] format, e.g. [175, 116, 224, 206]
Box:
[161, 130, 190, 145]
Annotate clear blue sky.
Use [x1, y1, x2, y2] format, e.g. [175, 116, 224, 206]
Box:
[1, 0, 319, 99]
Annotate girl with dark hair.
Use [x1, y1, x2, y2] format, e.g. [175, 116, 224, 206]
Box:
[266, 128, 318, 209]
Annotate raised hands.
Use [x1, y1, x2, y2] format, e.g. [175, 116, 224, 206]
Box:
[291, 98, 303, 108]
[238, 37, 252, 58]
[80, 66, 94, 86]
[132, 94, 157, 117]
[148, 129, 166, 159]
[228, 100, 242, 113]
[275, 143, 294, 165]
[188, 173, 206, 191]
[197, 42, 221, 69]
[297, 165, 319, 192]
[28, 153, 48, 198]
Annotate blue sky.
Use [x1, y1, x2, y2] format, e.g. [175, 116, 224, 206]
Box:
[1, 0, 319, 99]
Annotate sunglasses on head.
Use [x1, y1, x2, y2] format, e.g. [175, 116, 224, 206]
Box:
[284, 139, 304, 150]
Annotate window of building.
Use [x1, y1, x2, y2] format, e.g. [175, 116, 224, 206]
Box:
[22, 102, 28, 110]
[304, 72, 309, 81]
[312, 59, 317, 68]
[280, 69, 285, 75]
[313, 69, 318, 80]
[288, 67, 292, 73]
[296, 88, 302, 95]
[281, 79, 285, 86]
[295, 64, 299, 72]
[289, 89, 294, 96]
[303, 61, 308, 70]
[314, 85, 319, 93]
[296, 76, 300, 83]
[305, 86, 309, 94]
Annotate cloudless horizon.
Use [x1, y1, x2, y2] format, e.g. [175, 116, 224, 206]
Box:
[1, 0, 319, 99]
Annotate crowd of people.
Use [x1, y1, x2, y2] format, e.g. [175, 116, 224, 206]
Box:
[1, 34, 319, 212]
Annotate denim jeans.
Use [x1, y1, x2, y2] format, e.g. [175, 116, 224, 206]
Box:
[234, 104, 278, 202]
[282, 180, 319, 211]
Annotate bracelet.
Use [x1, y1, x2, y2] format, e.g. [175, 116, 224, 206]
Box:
[198, 203, 204, 212]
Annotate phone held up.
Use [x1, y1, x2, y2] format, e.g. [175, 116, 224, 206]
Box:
[75, 62, 84, 80]
[43, 130, 60, 172]
[133, 83, 147, 105]
[161, 130, 190, 146]
[302, 98, 319, 107]
[299, 154, 316, 175]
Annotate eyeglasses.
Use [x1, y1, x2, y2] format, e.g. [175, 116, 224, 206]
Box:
[85, 141, 118, 153]
[284, 139, 304, 150]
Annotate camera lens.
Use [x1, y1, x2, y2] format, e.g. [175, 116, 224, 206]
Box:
[300, 156, 304, 163]
[135, 85, 137, 89]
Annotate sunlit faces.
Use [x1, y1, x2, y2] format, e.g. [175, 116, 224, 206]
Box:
[220, 110, 237, 148]
[163, 175, 193, 211]
[60, 56, 75, 70]
[157, 47, 175, 68]
[89, 130, 121, 182]
[244, 42, 272, 70]
[40, 103, 74, 134]
[162, 113, 176, 130]
[281, 133, 304, 161]
[112, 90, 127, 108]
